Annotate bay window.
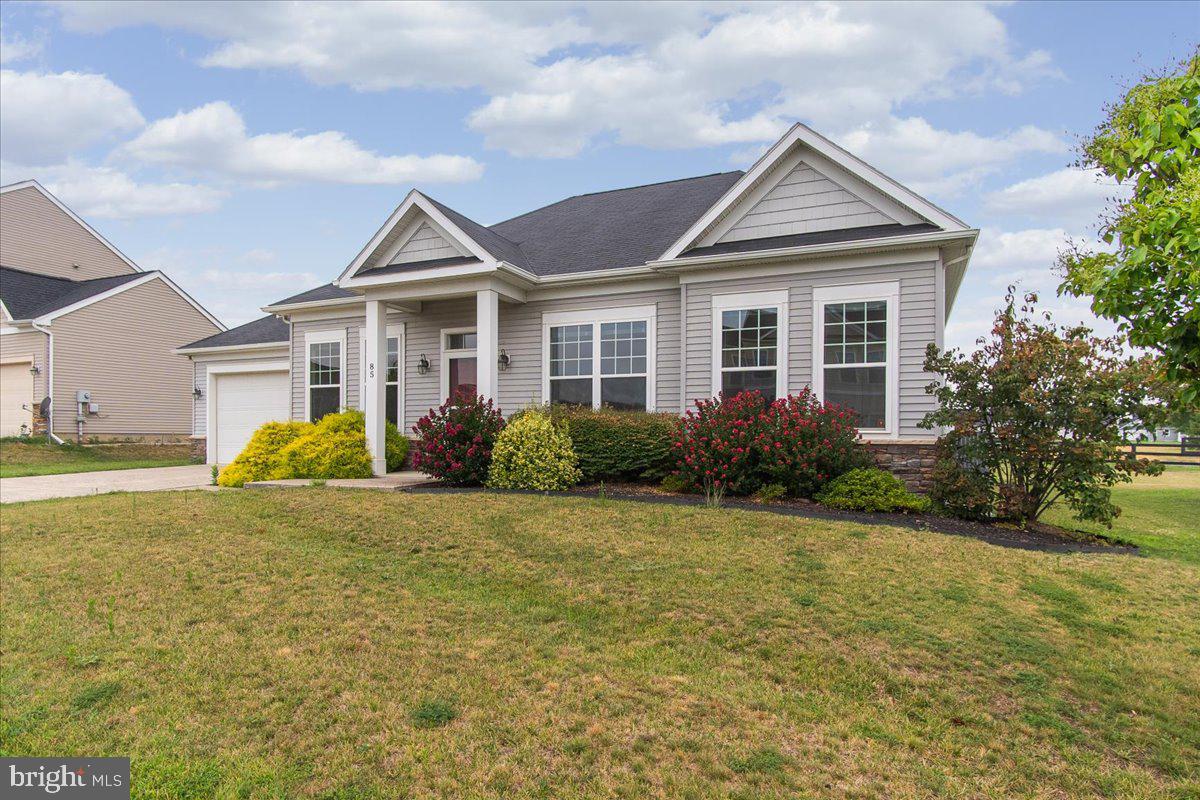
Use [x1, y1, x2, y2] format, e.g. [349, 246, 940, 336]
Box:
[814, 282, 898, 435]
[711, 290, 789, 401]
[544, 306, 656, 411]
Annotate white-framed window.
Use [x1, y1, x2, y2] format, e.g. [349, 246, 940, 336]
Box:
[439, 327, 478, 402]
[305, 329, 346, 422]
[813, 281, 899, 436]
[711, 290, 789, 401]
[360, 323, 404, 427]
[542, 305, 656, 411]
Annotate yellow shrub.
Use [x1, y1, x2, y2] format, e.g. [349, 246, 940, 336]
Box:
[486, 409, 580, 491]
[276, 415, 373, 480]
[216, 421, 313, 487]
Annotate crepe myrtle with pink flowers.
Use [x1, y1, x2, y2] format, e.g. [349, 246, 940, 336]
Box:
[411, 390, 506, 485]
[672, 388, 869, 505]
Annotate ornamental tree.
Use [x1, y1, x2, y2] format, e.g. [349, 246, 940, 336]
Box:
[922, 289, 1164, 527]
[1057, 51, 1200, 407]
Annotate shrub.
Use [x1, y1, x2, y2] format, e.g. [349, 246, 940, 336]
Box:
[277, 411, 373, 480]
[217, 420, 312, 487]
[487, 409, 580, 490]
[928, 434, 994, 520]
[816, 468, 931, 513]
[923, 288, 1164, 526]
[385, 423, 409, 471]
[753, 483, 787, 503]
[672, 388, 868, 504]
[544, 405, 677, 483]
[411, 390, 505, 485]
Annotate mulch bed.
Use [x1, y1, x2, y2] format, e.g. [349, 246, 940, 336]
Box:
[407, 482, 1137, 556]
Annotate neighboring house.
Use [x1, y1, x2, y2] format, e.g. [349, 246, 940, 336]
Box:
[0, 180, 223, 441]
[179, 124, 977, 486]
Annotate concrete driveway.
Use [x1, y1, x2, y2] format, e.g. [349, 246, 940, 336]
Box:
[0, 464, 213, 504]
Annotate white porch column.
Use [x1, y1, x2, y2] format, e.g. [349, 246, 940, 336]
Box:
[476, 288, 499, 402]
[364, 298, 388, 476]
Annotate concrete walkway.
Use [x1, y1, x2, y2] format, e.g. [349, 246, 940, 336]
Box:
[245, 471, 431, 491]
[0, 464, 214, 504]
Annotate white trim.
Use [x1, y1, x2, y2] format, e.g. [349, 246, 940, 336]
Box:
[176, 342, 289, 356]
[30, 271, 226, 330]
[0, 180, 143, 273]
[377, 215, 469, 267]
[303, 328, 347, 422]
[711, 289, 790, 401]
[659, 123, 968, 261]
[541, 305, 658, 412]
[359, 323, 405, 427]
[812, 281, 900, 439]
[204, 360, 290, 465]
[675, 248, 942, 286]
[336, 190, 498, 284]
[527, 275, 677, 303]
[439, 326, 478, 403]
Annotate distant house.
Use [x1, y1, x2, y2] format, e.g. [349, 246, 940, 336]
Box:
[179, 124, 977, 486]
[0, 180, 223, 443]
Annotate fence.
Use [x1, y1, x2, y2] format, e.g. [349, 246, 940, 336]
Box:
[1125, 438, 1200, 466]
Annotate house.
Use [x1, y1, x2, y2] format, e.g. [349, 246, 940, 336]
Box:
[0, 180, 223, 442]
[179, 124, 976, 485]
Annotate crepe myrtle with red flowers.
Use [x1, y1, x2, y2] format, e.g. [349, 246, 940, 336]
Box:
[672, 388, 868, 504]
[411, 389, 506, 485]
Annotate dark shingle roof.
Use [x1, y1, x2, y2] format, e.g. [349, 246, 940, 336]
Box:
[181, 315, 289, 350]
[681, 223, 942, 258]
[0, 265, 147, 319]
[422, 196, 529, 268]
[270, 283, 358, 306]
[488, 171, 745, 276]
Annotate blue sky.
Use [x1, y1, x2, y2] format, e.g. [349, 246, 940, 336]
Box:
[1, 1, 1195, 349]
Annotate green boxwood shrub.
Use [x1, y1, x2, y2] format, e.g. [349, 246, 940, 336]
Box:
[217, 420, 313, 487]
[815, 468, 931, 513]
[487, 409, 580, 490]
[543, 405, 677, 483]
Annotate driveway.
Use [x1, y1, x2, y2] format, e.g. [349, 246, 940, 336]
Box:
[0, 464, 213, 504]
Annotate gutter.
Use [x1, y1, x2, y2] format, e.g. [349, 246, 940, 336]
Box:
[28, 320, 64, 444]
[173, 341, 290, 356]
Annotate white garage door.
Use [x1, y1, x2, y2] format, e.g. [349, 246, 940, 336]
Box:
[214, 370, 289, 463]
[0, 362, 34, 437]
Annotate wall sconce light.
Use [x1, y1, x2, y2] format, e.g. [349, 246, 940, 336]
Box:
[416, 354, 430, 375]
[29, 363, 41, 376]
[193, 386, 203, 399]
[497, 348, 511, 372]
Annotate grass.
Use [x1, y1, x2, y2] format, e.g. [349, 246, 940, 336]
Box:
[0, 438, 194, 478]
[1, 487, 1198, 798]
[1042, 467, 1200, 564]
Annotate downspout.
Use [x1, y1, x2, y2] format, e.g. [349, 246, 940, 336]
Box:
[678, 283, 687, 414]
[29, 321, 64, 444]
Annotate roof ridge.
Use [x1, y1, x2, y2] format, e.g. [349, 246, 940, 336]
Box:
[488, 171, 745, 230]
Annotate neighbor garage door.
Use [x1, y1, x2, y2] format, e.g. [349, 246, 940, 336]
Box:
[213, 370, 289, 463]
[0, 362, 34, 437]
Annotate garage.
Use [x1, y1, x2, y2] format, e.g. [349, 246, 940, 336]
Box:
[0, 361, 34, 437]
[211, 368, 289, 464]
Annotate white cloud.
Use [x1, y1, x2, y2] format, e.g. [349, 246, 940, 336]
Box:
[0, 30, 43, 64]
[0, 69, 144, 164]
[49, 1, 1060, 169]
[0, 160, 226, 218]
[239, 248, 277, 265]
[971, 227, 1074, 274]
[122, 101, 483, 184]
[983, 168, 1125, 230]
[839, 117, 1066, 197]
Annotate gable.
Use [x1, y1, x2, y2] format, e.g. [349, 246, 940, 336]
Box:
[716, 160, 896, 244]
[0, 183, 140, 280]
[388, 220, 468, 266]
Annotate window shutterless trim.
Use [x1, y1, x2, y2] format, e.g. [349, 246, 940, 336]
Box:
[812, 281, 900, 438]
[541, 305, 657, 411]
[440, 326, 478, 402]
[360, 322, 405, 427]
[304, 328, 346, 422]
[711, 289, 789, 400]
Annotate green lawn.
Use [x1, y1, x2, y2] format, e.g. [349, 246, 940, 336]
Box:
[1042, 467, 1200, 564]
[2, 485, 1197, 798]
[0, 439, 195, 478]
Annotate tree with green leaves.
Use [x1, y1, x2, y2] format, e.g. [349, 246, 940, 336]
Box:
[1058, 51, 1200, 406]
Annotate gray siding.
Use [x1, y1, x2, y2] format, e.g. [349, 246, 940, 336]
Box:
[0, 186, 137, 280]
[684, 260, 938, 438]
[390, 222, 463, 265]
[719, 161, 894, 243]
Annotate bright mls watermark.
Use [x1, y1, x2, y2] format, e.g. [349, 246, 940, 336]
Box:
[2, 758, 129, 798]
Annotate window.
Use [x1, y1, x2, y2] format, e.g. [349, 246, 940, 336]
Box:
[440, 328, 477, 401]
[306, 330, 345, 422]
[712, 290, 788, 402]
[814, 282, 898, 434]
[543, 306, 655, 411]
[361, 326, 403, 427]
